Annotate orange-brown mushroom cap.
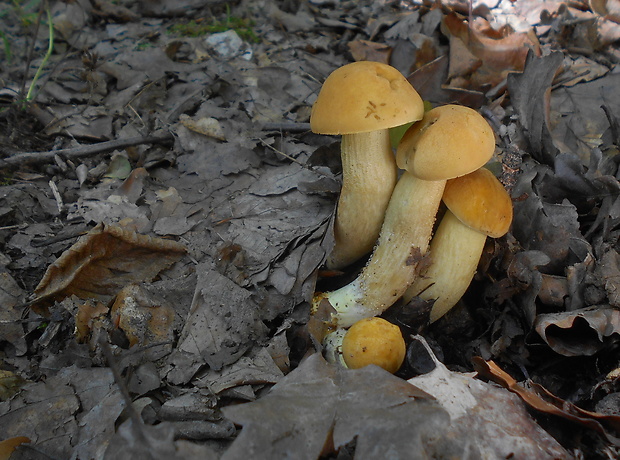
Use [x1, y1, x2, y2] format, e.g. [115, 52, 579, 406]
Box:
[396, 105, 496, 181]
[341, 317, 406, 374]
[443, 167, 513, 238]
[310, 61, 424, 135]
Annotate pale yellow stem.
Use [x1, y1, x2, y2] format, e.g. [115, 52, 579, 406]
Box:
[403, 210, 487, 322]
[320, 172, 445, 327]
[326, 129, 397, 270]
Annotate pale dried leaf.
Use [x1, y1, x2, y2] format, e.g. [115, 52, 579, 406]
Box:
[410, 337, 570, 459]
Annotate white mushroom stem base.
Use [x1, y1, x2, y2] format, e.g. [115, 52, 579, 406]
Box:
[316, 172, 445, 328]
[326, 129, 397, 270]
[403, 210, 487, 322]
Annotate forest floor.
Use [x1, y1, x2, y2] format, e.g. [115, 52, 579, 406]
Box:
[1, 0, 620, 458]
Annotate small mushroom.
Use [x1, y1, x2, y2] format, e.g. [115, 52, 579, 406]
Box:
[311, 61, 424, 269]
[403, 167, 513, 322]
[323, 317, 406, 374]
[313, 104, 495, 328]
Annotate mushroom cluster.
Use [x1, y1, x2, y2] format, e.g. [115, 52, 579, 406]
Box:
[310, 60, 424, 270]
[310, 62, 513, 372]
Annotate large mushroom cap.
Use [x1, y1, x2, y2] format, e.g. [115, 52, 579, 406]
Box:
[310, 61, 424, 135]
[396, 105, 495, 181]
[443, 167, 513, 238]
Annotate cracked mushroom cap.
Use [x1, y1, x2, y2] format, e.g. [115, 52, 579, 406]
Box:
[341, 317, 406, 374]
[310, 61, 424, 135]
[443, 167, 513, 238]
[396, 104, 496, 181]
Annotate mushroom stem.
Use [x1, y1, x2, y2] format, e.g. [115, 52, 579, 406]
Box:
[315, 172, 445, 328]
[327, 129, 397, 269]
[403, 210, 487, 322]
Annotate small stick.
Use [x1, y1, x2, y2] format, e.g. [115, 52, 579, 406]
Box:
[0, 133, 174, 168]
[262, 122, 311, 132]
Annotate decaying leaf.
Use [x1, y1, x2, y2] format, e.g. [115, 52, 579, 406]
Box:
[0, 374, 80, 457]
[409, 337, 570, 459]
[534, 306, 620, 356]
[347, 40, 391, 64]
[474, 358, 620, 446]
[221, 353, 459, 460]
[599, 250, 620, 307]
[507, 51, 563, 164]
[75, 299, 109, 343]
[179, 114, 226, 141]
[31, 223, 186, 314]
[407, 56, 486, 108]
[511, 157, 592, 272]
[443, 12, 540, 89]
[0, 370, 27, 402]
[551, 73, 620, 162]
[103, 418, 219, 460]
[166, 264, 267, 383]
[194, 347, 284, 397]
[0, 437, 31, 459]
[110, 283, 175, 353]
[68, 366, 126, 460]
[0, 271, 27, 355]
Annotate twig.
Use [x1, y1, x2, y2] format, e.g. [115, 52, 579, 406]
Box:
[0, 133, 174, 168]
[262, 122, 311, 132]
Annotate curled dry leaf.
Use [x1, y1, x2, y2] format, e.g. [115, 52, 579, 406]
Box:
[442, 12, 540, 89]
[534, 306, 620, 356]
[473, 358, 620, 446]
[31, 223, 186, 315]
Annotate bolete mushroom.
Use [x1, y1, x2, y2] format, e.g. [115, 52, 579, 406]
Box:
[323, 317, 406, 374]
[403, 167, 513, 322]
[311, 61, 424, 269]
[313, 104, 495, 328]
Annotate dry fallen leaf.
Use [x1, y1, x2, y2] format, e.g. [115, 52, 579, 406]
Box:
[506, 50, 563, 165]
[221, 353, 461, 460]
[166, 264, 267, 383]
[473, 358, 620, 446]
[443, 12, 540, 89]
[534, 306, 620, 356]
[407, 56, 486, 108]
[110, 283, 175, 350]
[75, 299, 109, 343]
[408, 337, 570, 459]
[0, 436, 30, 460]
[31, 223, 186, 315]
[347, 40, 392, 64]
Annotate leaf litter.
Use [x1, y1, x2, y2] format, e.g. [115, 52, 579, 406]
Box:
[1, 0, 620, 458]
